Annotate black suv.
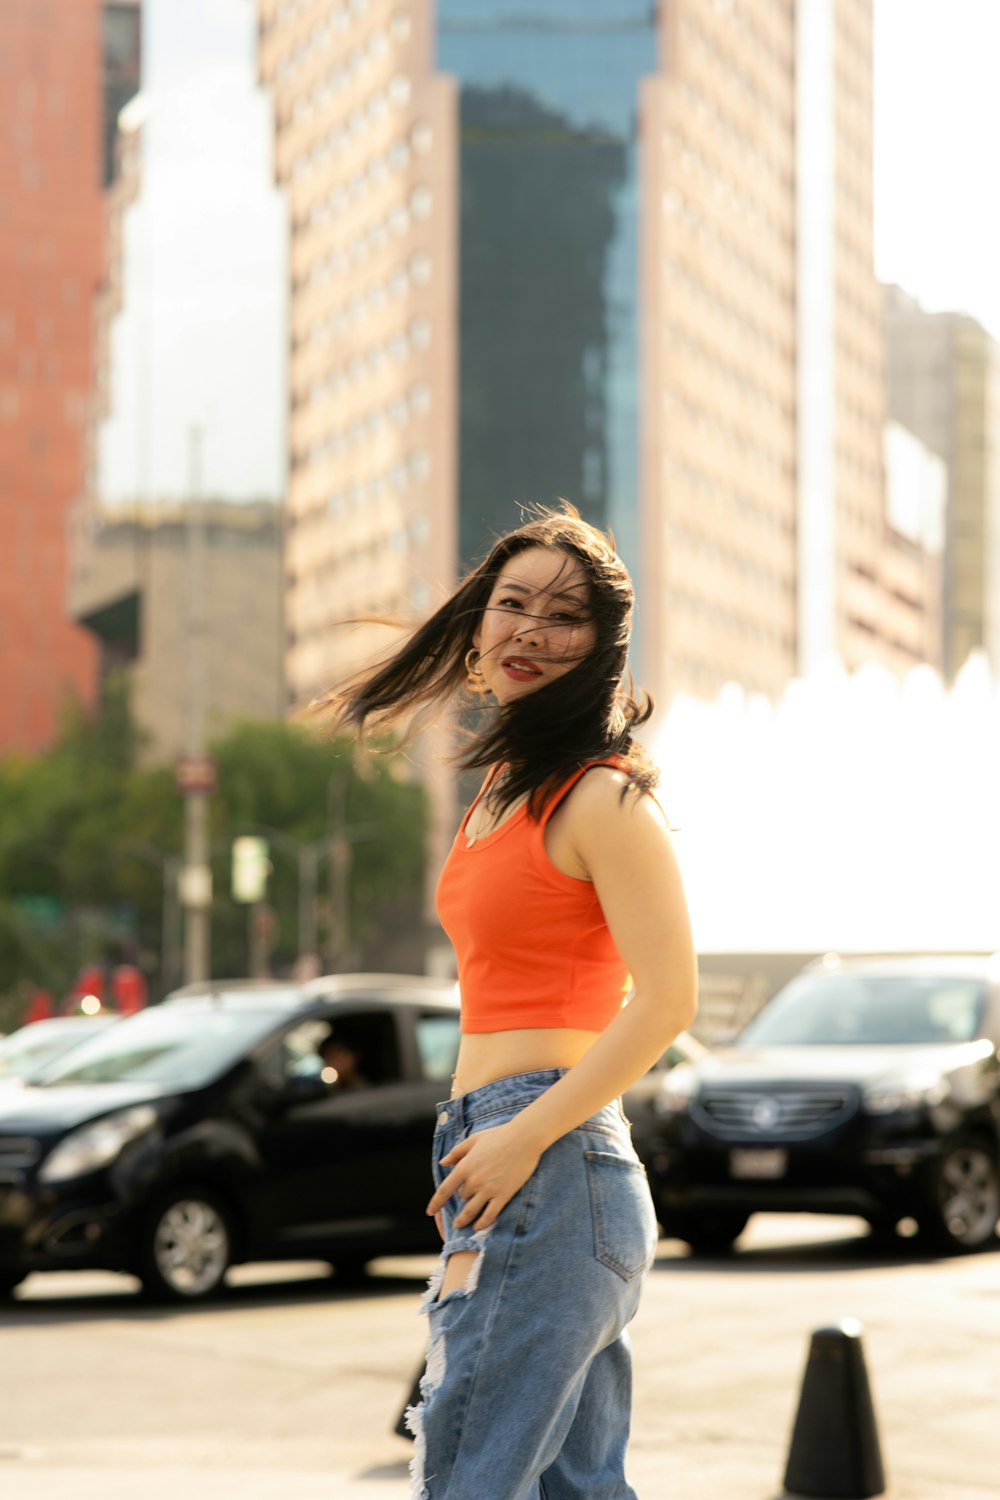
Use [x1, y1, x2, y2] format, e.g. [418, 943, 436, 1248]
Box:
[643, 954, 1000, 1254]
[0, 974, 460, 1301]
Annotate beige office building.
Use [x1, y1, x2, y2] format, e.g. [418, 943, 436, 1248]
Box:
[258, 1, 457, 710]
[645, 0, 930, 704]
[69, 501, 285, 763]
[885, 285, 1000, 680]
[642, 1, 799, 701]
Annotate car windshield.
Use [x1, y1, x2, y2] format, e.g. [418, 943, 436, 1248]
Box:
[0, 1021, 118, 1081]
[35, 1003, 287, 1088]
[737, 973, 988, 1047]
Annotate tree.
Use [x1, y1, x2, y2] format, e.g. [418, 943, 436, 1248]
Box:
[208, 720, 428, 979]
[0, 685, 428, 1028]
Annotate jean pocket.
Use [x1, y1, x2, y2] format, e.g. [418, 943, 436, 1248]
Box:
[584, 1148, 656, 1281]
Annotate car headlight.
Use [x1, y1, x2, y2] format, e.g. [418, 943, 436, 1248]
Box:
[38, 1105, 157, 1184]
[863, 1077, 947, 1115]
[654, 1065, 699, 1116]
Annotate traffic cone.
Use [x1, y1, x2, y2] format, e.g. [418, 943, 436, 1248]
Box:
[783, 1319, 886, 1498]
[394, 1360, 424, 1439]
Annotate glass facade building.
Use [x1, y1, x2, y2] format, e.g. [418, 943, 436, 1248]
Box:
[437, 1, 656, 574]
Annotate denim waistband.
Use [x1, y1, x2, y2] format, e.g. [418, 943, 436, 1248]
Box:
[435, 1068, 570, 1129]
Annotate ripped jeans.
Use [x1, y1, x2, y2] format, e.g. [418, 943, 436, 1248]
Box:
[406, 1069, 658, 1500]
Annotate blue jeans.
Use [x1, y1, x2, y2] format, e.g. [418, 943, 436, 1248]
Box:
[407, 1069, 658, 1500]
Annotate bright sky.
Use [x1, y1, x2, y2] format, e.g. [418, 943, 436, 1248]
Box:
[874, 0, 1000, 340]
[99, 0, 286, 507]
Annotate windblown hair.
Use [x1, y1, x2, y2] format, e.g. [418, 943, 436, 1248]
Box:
[314, 503, 657, 816]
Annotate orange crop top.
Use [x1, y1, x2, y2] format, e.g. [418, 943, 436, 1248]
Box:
[435, 760, 632, 1034]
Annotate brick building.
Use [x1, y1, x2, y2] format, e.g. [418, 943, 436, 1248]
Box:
[0, 0, 105, 752]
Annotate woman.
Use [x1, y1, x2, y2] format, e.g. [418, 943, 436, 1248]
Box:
[324, 505, 696, 1499]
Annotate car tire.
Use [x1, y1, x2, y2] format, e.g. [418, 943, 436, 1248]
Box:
[329, 1255, 369, 1284]
[917, 1135, 1000, 1254]
[658, 1207, 750, 1255]
[138, 1187, 234, 1302]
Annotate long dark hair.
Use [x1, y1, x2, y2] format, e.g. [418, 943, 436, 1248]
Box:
[315, 503, 657, 815]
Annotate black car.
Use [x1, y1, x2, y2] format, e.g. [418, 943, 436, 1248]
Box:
[642, 954, 1000, 1254]
[0, 1015, 119, 1092]
[0, 974, 460, 1301]
[622, 1030, 706, 1163]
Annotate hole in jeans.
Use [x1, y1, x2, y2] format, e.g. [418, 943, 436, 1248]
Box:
[437, 1247, 479, 1300]
[407, 1233, 492, 1497]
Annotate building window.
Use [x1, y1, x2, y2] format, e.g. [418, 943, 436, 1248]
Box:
[388, 74, 411, 108]
[409, 381, 430, 417]
[410, 186, 431, 219]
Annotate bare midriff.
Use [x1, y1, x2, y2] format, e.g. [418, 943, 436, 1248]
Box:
[451, 1027, 601, 1098]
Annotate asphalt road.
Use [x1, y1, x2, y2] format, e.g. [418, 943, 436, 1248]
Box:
[2, 1215, 999, 1500]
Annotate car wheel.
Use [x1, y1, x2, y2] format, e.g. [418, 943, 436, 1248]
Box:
[329, 1255, 369, 1284]
[918, 1136, 1000, 1253]
[139, 1188, 233, 1302]
[658, 1207, 750, 1255]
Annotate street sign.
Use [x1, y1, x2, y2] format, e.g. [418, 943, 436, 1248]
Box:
[175, 755, 218, 795]
[12, 896, 65, 930]
[232, 836, 270, 903]
[178, 863, 213, 909]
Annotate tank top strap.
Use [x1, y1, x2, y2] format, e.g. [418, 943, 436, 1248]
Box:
[537, 755, 631, 829]
[458, 763, 506, 837]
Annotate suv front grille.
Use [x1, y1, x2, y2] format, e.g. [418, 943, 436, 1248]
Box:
[0, 1137, 42, 1171]
[694, 1088, 856, 1139]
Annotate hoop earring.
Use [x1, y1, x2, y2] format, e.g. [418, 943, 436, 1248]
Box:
[464, 647, 483, 678]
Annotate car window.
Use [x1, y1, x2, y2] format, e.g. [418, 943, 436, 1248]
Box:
[258, 1010, 403, 1090]
[37, 1007, 284, 1087]
[257, 1021, 331, 1086]
[738, 974, 988, 1046]
[415, 1013, 460, 1083]
[0, 1024, 103, 1079]
[926, 987, 983, 1041]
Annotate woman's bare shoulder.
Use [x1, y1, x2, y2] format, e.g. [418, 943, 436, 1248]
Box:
[566, 764, 661, 826]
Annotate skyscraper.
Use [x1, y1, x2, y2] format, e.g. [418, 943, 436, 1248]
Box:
[101, 0, 142, 187]
[262, 0, 923, 718]
[259, 0, 457, 708]
[643, 0, 798, 700]
[885, 285, 1000, 679]
[0, 0, 104, 752]
[438, 1, 655, 579]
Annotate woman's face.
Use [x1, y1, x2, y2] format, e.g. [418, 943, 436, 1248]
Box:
[472, 546, 598, 704]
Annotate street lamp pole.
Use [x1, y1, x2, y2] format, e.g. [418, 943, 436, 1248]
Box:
[238, 825, 327, 976]
[325, 777, 379, 971]
[299, 843, 320, 962]
[181, 424, 212, 984]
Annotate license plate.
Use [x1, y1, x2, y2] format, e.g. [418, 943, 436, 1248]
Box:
[729, 1148, 788, 1180]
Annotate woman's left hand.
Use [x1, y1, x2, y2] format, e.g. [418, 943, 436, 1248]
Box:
[426, 1121, 540, 1231]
